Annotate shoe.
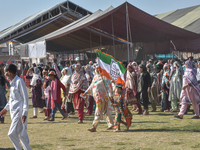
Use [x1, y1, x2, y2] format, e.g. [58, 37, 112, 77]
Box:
[69, 112, 75, 115]
[29, 116, 37, 119]
[78, 120, 83, 124]
[191, 116, 199, 119]
[88, 128, 96, 132]
[107, 126, 114, 130]
[43, 117, 50, 121]
[137, 112, 143, 115]
[164, 109, 170, 112]
[61, 115, 68, 120]
[174, 114, 183, 119]
[151, 110, 156, 112]
[0, 121, 4, 124]
[85, 113, 91, 116]
[48, 118, 54, 121]
[143, 110, 149, 115]
[114, 129, 121, 132]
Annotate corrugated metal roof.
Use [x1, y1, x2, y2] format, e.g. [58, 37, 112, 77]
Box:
[0, 0, 92, 44]
[155, 4, 200, 34]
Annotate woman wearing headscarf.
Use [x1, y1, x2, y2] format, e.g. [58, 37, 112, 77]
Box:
[85, 65, 94, 115]
[60, 68, 74, 116]
[159, 63, 171, 112]
[137, 64, 151, 115]
[146, 64, 158, 112]
[0, 70, 10, 123]
[48, 70, 67, 121]
[132, 61, 140, 79]
[82, 66, 114, 132]
[156, 61, 163, 104]
[26, 67, 44, 118]
[169, 61, 183, 112]
[174, 60, 200, 119]
[125, 63, 142, 113]
[68, 64, 89, 123]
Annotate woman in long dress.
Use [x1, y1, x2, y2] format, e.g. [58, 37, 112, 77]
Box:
[26, 67, 44, 119]
[146, 64, 158, 112]
[0, 70, 10, 123]
[83, 66, 114, 132]
[125, 63, 142, 114]
[169, 61, 183, 112]
[174, 60, 200, 119]
[69, 64, 89, 124]
[60, 68, 73, 116]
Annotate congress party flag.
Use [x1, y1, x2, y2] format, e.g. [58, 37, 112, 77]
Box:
[96, 50, 126, 87]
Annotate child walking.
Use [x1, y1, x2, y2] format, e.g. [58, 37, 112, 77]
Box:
[112, 83, 132, 132]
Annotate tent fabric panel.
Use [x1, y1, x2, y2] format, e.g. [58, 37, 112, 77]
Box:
[144, 41, 170, 54]
[155, 10, 176, 20]
[184, 18, 200, 34]
[171, 5, 200, 28]
[160, 5, 199, 24]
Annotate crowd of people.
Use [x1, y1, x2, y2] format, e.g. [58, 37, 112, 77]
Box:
[1, 55, 200, 149]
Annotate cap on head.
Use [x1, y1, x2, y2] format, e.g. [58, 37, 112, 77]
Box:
[48, 71, 56, 76]
[116, 83, 123, 88]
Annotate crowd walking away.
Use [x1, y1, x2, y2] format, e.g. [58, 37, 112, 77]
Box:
[1, 56, 200, 147]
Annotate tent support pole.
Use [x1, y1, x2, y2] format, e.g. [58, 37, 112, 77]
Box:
[90, 29, 92, 61]
[111, 14, 115, 58]
[99, 22, 102, 46]
[126, 2, 130, 63]
[186, 40, 188, 59]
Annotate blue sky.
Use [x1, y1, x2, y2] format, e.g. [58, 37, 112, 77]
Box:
[0, 0, 200, 31]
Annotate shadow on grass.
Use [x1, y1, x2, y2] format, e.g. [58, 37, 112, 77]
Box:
[133, 121, 168, 123]
[127, 128, 200, 133]
[0, 149, 15, 150]
[31, 143, 53, 149]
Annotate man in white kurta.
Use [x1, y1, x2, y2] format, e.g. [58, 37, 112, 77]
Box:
[0, 65, 31, 150]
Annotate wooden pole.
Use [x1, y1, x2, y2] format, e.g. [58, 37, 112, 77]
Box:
[111, 14, 115, 58]
[126, 3, 130, 63]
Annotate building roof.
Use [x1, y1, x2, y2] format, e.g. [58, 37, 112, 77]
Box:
[155, 4, 200, 34]
[0, 0, 92, 44]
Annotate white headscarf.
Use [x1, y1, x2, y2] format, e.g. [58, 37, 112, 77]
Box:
[61, 67, 71, 87]
[30, 67, 42, 86]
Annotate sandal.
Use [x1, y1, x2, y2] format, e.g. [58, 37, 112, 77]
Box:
[107, 126, 114, 130]
[48, 118, 54, 121]
[191, 116, 199, 119]
[88, 127, 96, 132]
[78, 120, 83, 124]
[29, 116, 37, 119]
[174, 114, 183, 119]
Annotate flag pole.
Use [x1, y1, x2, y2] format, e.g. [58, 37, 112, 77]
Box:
[126, 2, 130, 63]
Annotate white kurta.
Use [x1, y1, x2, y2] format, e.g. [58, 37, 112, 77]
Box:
[4, 75, 31, 150]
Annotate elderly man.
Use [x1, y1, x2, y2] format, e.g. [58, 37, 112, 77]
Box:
[0, 64, 31, 150]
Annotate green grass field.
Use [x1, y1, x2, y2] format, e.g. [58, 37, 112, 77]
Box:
[1, 89, 200, 150]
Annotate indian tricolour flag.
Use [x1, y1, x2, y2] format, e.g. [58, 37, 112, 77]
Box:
[96, 50, 126, 87]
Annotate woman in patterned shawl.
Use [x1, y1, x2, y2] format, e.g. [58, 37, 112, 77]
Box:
[82, 66, 114, 132]
[168, 61, 183, 112]
[175, 60, 200, 119]
[69, 64, 89, 124]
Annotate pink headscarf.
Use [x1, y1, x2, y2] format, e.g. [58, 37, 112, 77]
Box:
[184, 60, 198, 86]
[132, 61, 140, 74]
